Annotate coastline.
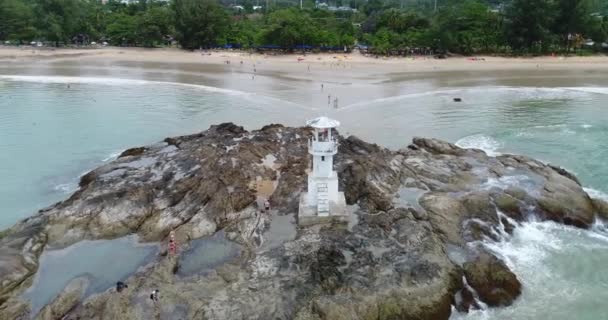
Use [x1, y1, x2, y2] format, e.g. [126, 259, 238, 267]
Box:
[3, 46, 608, 319]
[2, 46, 608, 76]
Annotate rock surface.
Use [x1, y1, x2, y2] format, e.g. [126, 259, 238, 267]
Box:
[35, 276, 90, 320]
[0, 123, 603, 319]
[463, 253, 521, 307]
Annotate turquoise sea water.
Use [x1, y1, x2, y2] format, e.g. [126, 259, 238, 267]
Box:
[2, 74, 608, 319]
[0, 76, 313, 230]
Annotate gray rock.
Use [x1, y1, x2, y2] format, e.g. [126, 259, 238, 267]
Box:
[0, 123, 600, 319]
[35, 276, 90, 320]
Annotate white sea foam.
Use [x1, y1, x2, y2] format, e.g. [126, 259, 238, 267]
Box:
[102, 151, 122, 162]
[0, 75, 317, 111]
[338, 86, 603, 111]
[53, 182, 78, 194]
[0, 75, 246, 95]
[564, 87, 608, 95]
[452, 217, 608, 320]
[584, 187, 608, 201]
[455, 134, 502, 156]
[531, 124, 567, 129]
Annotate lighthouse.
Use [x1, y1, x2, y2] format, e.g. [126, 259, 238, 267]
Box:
[298, 116, 348, 226]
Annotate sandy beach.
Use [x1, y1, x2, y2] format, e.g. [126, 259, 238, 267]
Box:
[2, 45, 608, 115]
[2, 46, 608, 77]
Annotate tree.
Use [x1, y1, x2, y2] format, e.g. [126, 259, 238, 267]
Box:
[434, 0, 501, 54]
[504, 0, 556, 53]
[173, 0, 229, 49]
[553, 0, 594, 52]
[224, 17, 260, 47]
[588, 16, 607, 49]
[261, 9, 317, 48]
[0, 0, 36, 42]
[137, 6, 173, 47]
[106, 13, 139, 45]
[32, 0, 93, 46]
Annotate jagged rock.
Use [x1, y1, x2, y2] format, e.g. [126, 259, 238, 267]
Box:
[119, 147, 149, 158]
[537, 179, 595, 228]
[494, 192, 523, 221]
[0, 299, 30, 320]
[0, 123, 601, 320]
[592, 198, 608, 220]
[420, 194, 467, 245]
[411, 137, 466, 156]
[463, 252, 521, 307]
[454, 285, 480, 313]
[548, 164, 581, 186]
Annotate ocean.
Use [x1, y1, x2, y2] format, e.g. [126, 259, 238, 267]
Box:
[1, 67, 608, 319]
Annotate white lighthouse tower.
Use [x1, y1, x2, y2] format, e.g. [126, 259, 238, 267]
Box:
[298, 116, 348, 225]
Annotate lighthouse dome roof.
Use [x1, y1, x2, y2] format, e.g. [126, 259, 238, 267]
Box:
[306, 116, 340, 129]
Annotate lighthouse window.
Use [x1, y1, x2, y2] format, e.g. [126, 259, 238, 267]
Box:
[321, 156, 325, 161]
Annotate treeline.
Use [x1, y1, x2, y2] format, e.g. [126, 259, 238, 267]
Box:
[0, 0, 607, 55]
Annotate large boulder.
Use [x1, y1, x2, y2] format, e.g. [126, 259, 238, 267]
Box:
[420, 194, 467, 244]
[463, 252, 521, 307]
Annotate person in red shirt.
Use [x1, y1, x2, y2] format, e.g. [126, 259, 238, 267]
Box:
[168, 231, 177, 256]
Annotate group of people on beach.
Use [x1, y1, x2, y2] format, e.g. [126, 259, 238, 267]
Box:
[322, 85, 339, 109]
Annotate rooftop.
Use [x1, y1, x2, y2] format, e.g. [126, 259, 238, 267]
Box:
[306, 116, 340, 129]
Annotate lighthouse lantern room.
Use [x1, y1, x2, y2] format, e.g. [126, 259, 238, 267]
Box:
[298, 116, 348, 226]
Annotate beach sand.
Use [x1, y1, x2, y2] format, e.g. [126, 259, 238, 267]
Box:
[2, 46, 608, 110]
[2, 46, 608, 75]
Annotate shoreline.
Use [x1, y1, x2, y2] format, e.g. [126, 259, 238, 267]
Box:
[2, 46, 608, 75]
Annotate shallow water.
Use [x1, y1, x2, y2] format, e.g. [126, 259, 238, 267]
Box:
[260, 213, 297, 251]
[2, 67, 608, 319]
[177, 231, 241, 277]
[23, 235, 157, 315]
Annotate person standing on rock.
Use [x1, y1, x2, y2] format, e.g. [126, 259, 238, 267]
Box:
[264, 199, 271, 213]
[150, 289, 159, 302]
[168, 231, 177, 256]
[116, 281, 128, 292]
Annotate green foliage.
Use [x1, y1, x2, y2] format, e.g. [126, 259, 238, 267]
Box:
[138, 6, 173, 47]
[262, 8, 316, 47]
[504, 0, 556, 52]
[0, 0, 605, 55]
[33, 0, 93, 44]
[106, 13, 139, 45]
[173, 0, 228, 49]
[0, 0, 36, 41]
[434, 0, 502, 53]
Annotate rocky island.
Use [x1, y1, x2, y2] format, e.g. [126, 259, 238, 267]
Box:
[1, 122, 607, 320]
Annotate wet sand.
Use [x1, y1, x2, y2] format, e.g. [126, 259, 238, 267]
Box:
[3, 47, 608, 74]
[2, 46, 608, 110]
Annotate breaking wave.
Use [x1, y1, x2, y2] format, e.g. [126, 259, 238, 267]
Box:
[337, 86, 608, 111]
[455, 134, 502, 156]
[584, 187, 608, 202]
[0, 75, 316, 111]
[0, 75, 247, 95]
